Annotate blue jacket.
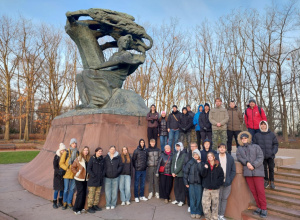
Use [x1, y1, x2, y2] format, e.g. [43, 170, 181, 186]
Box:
[193, 104, 204, 131]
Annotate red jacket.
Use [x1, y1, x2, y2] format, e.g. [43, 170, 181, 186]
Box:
[244, 105, 267, 130]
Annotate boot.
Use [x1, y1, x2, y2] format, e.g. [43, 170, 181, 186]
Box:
[270, 181, 276, 189]
[58, 198, 63, 207]
[93, 205, 102, 211]
[53, 200, 58, 209]
[62, 202, 68, 210]
[264, 180, 269, 188]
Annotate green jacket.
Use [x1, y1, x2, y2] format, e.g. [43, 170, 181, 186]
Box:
[171, 150, 186, 177]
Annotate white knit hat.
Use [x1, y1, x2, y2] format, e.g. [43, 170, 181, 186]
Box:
[56, 143, 66, 157]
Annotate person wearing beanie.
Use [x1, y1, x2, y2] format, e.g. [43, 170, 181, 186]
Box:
[167, 105, 181, 151]
[184, 146, 205, 219]
[159, 111, 168, 151]
[209, 98, 229, 151]
[171, 142, 186, 207]
[253, 121, 278, 189]
[193, 105, 204, 150]
[146, 104, 159, 146]
[236, 131, 267, 218]
[199, 103, 212, 148]
[179, 107, 194, 151]
[200, 139, 217, 163]
[244, 98, 267, 138]
[216, 144, 236, 220]
[59, 138, 79, 210]
[52, 143, 66, 209]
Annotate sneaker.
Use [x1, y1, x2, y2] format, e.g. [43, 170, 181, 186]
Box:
[106, 206, 110, 210]
[260, 209, 268, 218]
[195, 214, 201, 219]
[219, 215, 226, 220]
[135, 198, 140, 203]
[253, 208, 261, 216]
[264, 180, 269, 188]
[87, 207, 95, 213]
[172, 200, 178, 204]
[126, 201, 131, 205]
[111, 206, 115, 209]
[270, 181, 276, 189]
[93, 205, 102, 211]
[81, 209, 87, 213]
[191, 214, 196, 219]
[148, 192, 153, 200]
[140, 196, 148, 201]
[178, 202, 184, 206]
[155, 192, 159, 199]
[121, 202, 125, 206]
[74, 211, 81, 215]
[188, 207, 190, 212]
[164, 199, 168, 204]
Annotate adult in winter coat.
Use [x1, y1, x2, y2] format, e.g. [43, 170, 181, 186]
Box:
[167, 105, 181, 150]
[132, 139, 148, 202]
[186, 104, 195, 118]
[119, 147, 133, 205]
[147, 139, 161, 199]
[216, 144, 236, 220]
[209, 98, 229, 151]
[86, 147, 105, 213]
[199, 103, 212, 146]
[52, 143, 66, 209]
[159, 111, 168, 151]
[104, 146, 123, 209]
[171, 142, 186, 206]
[236, 131, 267, 218]
[193, 105, 204, 150]
[179, 107, 194, 151]
[156, 145, 173, 203]
[200, 139, 217, 163]
[227, 100, 243, 154]
[59, 138, 79, 210]
[147, 104, 159, 145]
[71, 146, 90, 215]
[253, 121, 278, 189]
[244, 98, 267, 138]
[201, 152, 224, 220]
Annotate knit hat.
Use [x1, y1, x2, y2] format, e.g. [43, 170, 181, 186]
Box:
[70, 138, 77, 145]
[172, 105, 178, 109]
[161, 111, 166, 115]
[240, 133, 249, 139]
[56, 143, 66, 157]
[204, 103, 210, 108]
[192, 149, 201, 159]
[249, 98, 256, 104]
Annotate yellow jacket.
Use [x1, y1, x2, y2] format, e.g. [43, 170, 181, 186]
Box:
[59, 149, 78, 179]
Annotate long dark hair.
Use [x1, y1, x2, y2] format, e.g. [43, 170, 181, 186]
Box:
[149, 104, 157, 113]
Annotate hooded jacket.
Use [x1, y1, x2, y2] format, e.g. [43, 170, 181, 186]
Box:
[200, 139, 217, 163]
[71, 156, 89, 181]
[167, 110, 181, 130]
[216, 153, 236, 187]
[209, 106, 229, 130]
[227, 106, 243, 131]
[244, 105, 267, 130]
[253, 121, 279, 159]
[201, 159, 224, 189]
[87, 154, 105, 187]
[236, 131, 264, 177]
[179, 110, 193, 133]
[199, 109, 212, 132]
[147, 144, 161, 167]
[193, 105, 204, 131]
[183, 158, 204, 185]
[104, 151, 123, 178]
[132, 139, 148, 171]
[171, 142, 186, 177]
[156, 151, 173, 175]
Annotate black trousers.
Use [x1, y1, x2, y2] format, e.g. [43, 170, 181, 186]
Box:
[159, 174, 173, 200]
[73, 180, 87, 212]
[147, 127, 158, 145]
[185, 184, 190, 206]
[227, 130, 240, 154]
[174, 177, 185, 203]
[196, 131, 201, 150]
[200, 131, 212, 143]
[264, 158, 275, 181]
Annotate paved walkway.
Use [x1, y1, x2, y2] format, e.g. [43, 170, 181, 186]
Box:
[0, 163, 197, 220]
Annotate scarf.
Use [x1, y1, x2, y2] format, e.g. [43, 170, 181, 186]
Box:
[68, 148, 78, 165]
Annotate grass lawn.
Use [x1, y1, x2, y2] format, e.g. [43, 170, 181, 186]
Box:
[0, 151, 40, 164]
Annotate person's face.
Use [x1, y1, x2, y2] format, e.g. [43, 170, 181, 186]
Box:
[191, 144, 198, 151]
[165, 145, 171, 153]
[215, 100, 222, 107]
[140, 140, 145, 147]
[71, 143, 77, 148]
[183, 109, 187, 114]
[207, 154, 215, 162]
[250, 102, 255, 108]
[109, 147, 116, 154]
[199, 106, 203, 112]
[150, 141, 155, 147]
[120, 36, 130, 49]
[151, 106, 155, 112]
[162, 112, 166, 117]
[176, 145, 181, 151]
[204, 142, 210, 150]
[205, 106, 209, 111]
[173, 107, 177, 112]
[187, 106, 191, 111]
[122, 147, 128, 155]
[241, 137, 248, 144]
[96, 149, 103, 157]
[261, 123, 267, 131]
[230, 102, 235, 108]
[218, 145, 226, 154]
[193, 153, 200, 160]
[83, 148, 89, 156]
[60, 149, 65, 155]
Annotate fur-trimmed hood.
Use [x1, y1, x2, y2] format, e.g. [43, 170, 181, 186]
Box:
[237, 131, 252, 146]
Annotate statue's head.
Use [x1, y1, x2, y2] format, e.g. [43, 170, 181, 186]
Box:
[118, 34, 132, 51]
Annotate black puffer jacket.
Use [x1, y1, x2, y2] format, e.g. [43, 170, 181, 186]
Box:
[201, 160, 224, 190]
[147, 146, 161, 167]
[183, 158, 204, 186]
[120, 155, 132, 176]
[167, 111, 181, 129]
[199, 111, 212, 132]
[53, 155, 64, 191]
[132, 140, 148, 171]
[159, 117, 168, 136]
[156, 151, 173, 175]
[104, 152, 123, 178]
[179, 113, 193, 133]
[87, 155, 105, 187]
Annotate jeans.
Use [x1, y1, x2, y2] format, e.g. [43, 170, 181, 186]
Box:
[264, 158, 275, 181]
[227, 130, 240, 154]
[218, 185, 232, 216]
[160, 135, 168, 152]
[105, 177, 119, 207]
[63, 178, 76, 204]
[179, 131, 191, 151]
[134, 170, 146, 198]
[248, 128, 260, 140]
[189, 184, 203, 215]
[119, 175, 131, 202]
[73, 180, 87, 212]
[168, 129, 180, 151]
[53, 190, 63, 200]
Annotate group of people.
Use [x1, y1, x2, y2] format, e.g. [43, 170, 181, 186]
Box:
[52, 97, 278, 219]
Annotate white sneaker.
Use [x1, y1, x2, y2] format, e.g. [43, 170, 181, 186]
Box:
[121, 202, 125, 206]
[155, 192, 159, 199]
[148, 192, 153, 200]
[106, 206, 110, 210]
[111, 206, 115, 209]
[178, 201, 184, 206]
[74, 211, 81, 215]
[219, 215, 226, 220]
[172, 200, 178, 204]
[140, 196, 148, 201]
[135, 198, 140, 203]
[188, 207, 190, 212]
[81, 209, 86, 213]
[126, 201, 131, 205]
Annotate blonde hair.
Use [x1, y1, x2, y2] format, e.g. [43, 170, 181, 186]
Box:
[121, 147, 130, 163]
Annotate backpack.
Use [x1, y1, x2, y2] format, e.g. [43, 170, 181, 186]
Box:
[244, 106, 262, 119]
